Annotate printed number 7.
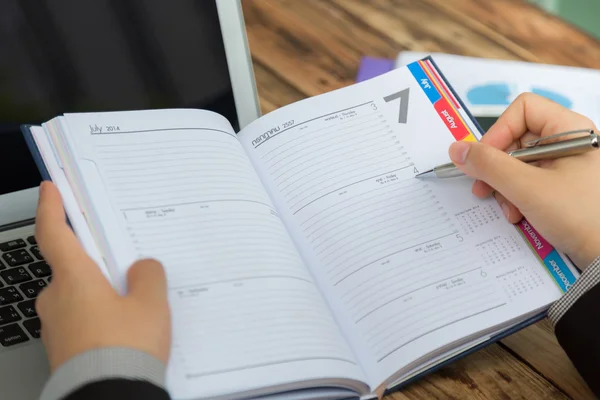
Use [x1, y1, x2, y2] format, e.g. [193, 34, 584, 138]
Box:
[384, 88, 410, 124]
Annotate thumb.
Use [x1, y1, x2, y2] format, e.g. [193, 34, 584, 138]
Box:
[36, 181, 102, 277]
[448, 141, 544, 208]
[126, 259, 168, 306]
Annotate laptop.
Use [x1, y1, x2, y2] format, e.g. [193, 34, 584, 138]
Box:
[0, 1, 260, 398]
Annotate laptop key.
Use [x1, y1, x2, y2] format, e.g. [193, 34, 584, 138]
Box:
[30, 246, 43, 260]
[0, 323, 29, 346]
[1, 267, 32, 285]
[19, 280, 47, 299]
[0, 287, 23, 305]
[2, 249, 34, 267]
[0, 239, 27, 252]
[0, 305, 21, 326]
[26, 236, 36, 245]
[17, 300, 37, 318]
[28, 261, 51, 278]
[23, 318, 41, 339]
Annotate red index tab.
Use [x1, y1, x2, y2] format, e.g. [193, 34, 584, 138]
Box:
[434, 97, 469, 141]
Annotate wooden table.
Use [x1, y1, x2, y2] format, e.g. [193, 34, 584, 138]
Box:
[242, 1, 599, 399]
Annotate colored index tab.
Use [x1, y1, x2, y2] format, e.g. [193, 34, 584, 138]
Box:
[518, 219, 552, 260]
[544, 250, 576, 292]
[408, 62, 441, 104]
[425, 59, 460, 109]
[433, 97, 469, 141]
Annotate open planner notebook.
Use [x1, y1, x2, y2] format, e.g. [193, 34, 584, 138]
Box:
[23, 57, 578, 400]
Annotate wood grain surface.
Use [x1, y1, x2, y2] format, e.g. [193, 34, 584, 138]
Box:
[243, 1, 599, 398]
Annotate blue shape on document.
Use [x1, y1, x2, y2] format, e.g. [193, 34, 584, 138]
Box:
[466, 83, 573, 109]
[467, 83, 511, 105]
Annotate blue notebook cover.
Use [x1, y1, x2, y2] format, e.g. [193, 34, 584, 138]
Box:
[21, 125, 52, 182]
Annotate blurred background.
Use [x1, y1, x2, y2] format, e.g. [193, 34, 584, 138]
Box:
[530, 0, 600, 38]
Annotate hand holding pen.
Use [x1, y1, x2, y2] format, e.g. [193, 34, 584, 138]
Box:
[417, 129, 598, 178]
[428, 93, 600, 269]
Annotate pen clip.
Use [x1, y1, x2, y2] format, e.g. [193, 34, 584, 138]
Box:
[524, 129, 595, 148]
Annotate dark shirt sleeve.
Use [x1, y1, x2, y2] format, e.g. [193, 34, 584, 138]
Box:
[548, 257, 600, 397]
[554, 283, 600, 397]
[64, 379, 170, 400]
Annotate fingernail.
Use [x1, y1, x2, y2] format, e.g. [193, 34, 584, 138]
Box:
[449, 141, 471, 165]
[501, 202, 510, 220]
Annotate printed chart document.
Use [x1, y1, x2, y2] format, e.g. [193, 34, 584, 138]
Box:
[23, 57, 578, 400]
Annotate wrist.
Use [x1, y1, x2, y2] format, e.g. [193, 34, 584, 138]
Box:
[576, 244, 600, 270]
[40, 347, 166, 400]
[564, 234, 600, 270]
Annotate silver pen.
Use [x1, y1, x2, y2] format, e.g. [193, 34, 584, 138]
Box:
[416, 129, 599, 179]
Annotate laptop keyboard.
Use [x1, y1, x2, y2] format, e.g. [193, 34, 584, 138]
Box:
[0, 235, 50, 347]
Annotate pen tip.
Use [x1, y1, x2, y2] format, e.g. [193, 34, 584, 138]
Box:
[415, 169, 433, 178]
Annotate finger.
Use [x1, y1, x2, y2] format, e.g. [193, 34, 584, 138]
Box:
[505, 141, 520, 152]
[482, 93, 595, 150]
[449, 141, 546, 209]
[516, 131, 541, 149]
[35, 182, 98, 276]
[472, 180, 494, 199]
[493, 191, 523, 224]
[478, 133, 521, 166]
[126, 259, 168, 306]
[34, 285, 52, 320]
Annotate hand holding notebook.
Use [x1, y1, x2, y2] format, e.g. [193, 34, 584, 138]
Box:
[22, 58, 579, 400]
[34, 182, 171, 372]
[445, 93, 600, 270]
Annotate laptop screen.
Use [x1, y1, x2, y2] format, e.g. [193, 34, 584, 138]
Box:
[0, 0, 239, 195]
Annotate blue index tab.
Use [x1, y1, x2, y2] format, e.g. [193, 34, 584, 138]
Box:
[407, 61, 441, 104]
[544, 250, 577, 293]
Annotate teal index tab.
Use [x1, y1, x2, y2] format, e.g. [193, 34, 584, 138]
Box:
[544, 250, 577, 293]
[408, 61, 441, 105]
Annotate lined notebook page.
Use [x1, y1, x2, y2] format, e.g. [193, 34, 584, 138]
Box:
[57, 110, 366, 399]
[239, 68, 565, 385]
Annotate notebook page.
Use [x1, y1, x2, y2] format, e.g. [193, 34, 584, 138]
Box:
[238, 66, 568, 386]
[52, 109, 367, 399]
